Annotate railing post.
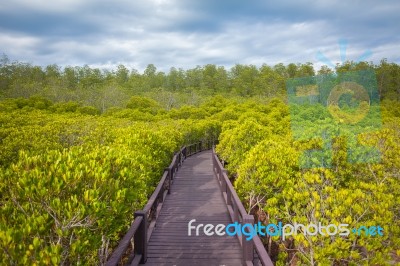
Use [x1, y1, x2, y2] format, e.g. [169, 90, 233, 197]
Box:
[222, 169, 228, 193]
[212, 152, 215, 172]
[227, 186, 232, 206]
[134, 211, 147, 264]
[217, 164, 221, 181]
[233, 202, 239, 222]
[165, 167, 172, 194]
[172, 156, 176, 175]
[243, 214, 254, 264]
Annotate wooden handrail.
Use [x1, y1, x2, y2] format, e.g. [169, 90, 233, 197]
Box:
[105, 216, 143, 265]
[212, 147, 274, 266]
[106, 140, 214, 266]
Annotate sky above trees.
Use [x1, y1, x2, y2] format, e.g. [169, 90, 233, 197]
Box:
[0, 0, 399, 71]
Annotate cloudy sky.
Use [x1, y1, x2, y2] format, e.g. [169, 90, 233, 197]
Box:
[0, 0, 399, 72]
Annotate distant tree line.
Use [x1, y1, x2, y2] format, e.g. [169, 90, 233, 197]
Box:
[0, 54, 399, 112]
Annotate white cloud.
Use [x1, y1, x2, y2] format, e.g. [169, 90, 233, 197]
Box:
[0, 0, 398, 71]
[0, 33, 41, 59]
[372, 43, 400, 63]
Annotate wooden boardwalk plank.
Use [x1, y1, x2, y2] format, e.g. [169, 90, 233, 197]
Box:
[144, 150, 243, 265]
[144, 258, 243, 266]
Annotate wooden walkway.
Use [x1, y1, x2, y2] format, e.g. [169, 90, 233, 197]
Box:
[144, 150, 243, 265]
[106, 143, 273, 266]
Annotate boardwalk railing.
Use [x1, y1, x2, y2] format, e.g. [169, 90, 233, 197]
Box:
[106, 140, 214, 266]
[212, 147, 274, 266]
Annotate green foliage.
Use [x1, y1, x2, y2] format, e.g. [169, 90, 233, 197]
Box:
[217, 118, 269, 173]
[216, 99, 290, 173]
[168, 105, 210, 120]
[217, 97, 400, 265]
[50, 101, 80, 113]
[0, 99, 221, 264]
[77, 106, 100, 115]
[126, 96, 161, 114]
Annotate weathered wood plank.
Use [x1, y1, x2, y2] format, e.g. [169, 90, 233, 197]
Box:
[147, 252, 242, 258]
[144, 258, 243, 266]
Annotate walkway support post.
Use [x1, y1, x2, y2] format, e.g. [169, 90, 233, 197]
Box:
[165, 167, 172, 194]
[243, 214, 254, 264]
[134, 211, 147, 264]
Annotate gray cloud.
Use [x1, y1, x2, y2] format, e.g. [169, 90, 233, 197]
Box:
[0, 0, 398, 72]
